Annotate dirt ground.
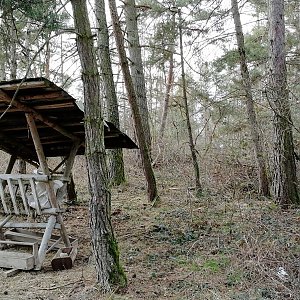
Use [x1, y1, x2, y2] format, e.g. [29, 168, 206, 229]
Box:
[1, 153, 300, 300]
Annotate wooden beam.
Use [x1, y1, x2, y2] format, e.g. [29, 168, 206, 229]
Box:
[17, 91, 67, 101]
[0, 89, 81, 142]
[5, 155, 17, 174]
[3, 222, 61, 229]
[0, 102, 74, 111]
[0, 174, 48, 181]
[25, 113, 71, 248]
[64, 141, 81, 178]
[2, 155, 17, 189]
[35, 215, 57, 270]
[0, 122, 84, 131]
[0, 80, 47, 90]
[51, 157, 68, 174]
[25, 114, 49, 176]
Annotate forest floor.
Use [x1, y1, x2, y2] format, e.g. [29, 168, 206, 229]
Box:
[0, 152, 300, 300]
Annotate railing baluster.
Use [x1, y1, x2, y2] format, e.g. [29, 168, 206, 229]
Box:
[29, 178, 42, 215]
[7, 178, 19, 215]
[18, 178, 30, 216]
[0, 179, 9, 214]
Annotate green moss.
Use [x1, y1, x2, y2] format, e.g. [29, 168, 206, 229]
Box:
[108, 235, 127, 288]
[195, 188, 203, 198]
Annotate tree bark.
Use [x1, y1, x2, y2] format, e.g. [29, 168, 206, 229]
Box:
[159, 55, 174, 140]
[159, 12, 176, 141]
[231, 0, 270, 197]
[267, 0, 299, 207]
[178, 9, 202, 196]
[44, 40, 51, 78]
[124, 0, 152, 153]
[108, 0, 158, 202]
[9, 11, 17, 79]
[71, 0, 126, 290]
[96, 0, 125, 186]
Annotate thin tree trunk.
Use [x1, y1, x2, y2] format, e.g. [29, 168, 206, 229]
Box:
[96, 0, 125, 186]
[159, 13, 176, 141]
[7, 11, 27, 174]
[108, 0, 158, 202]
[267, 0, 299, 207]
[231, 0, 270, 197]
[159, 56, 173, 140]
[71, 0, 127, 290]
[178, 9, 202, 196]
[9, 11, 17, 79]
[124, 0, 152, 153]
[44, 40, 51, 78]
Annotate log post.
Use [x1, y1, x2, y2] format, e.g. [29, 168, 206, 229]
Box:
[25, 113, 71, 248]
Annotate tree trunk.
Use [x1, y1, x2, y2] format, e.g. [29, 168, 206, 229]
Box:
[6, 11, 27, 175]
[96, 0, 125, 186]
[159, 54, 174, 140]
[9, 11, 17, 79]
[159, 12, 176, 141]
[71, 0, 126, 290]
[231, 0, 270, 197]
[124, 0, 152, 153]
[0, 34, 6, 80]
[267, 0, 299, 207]
[178, 9, 202, 196]
[44, 40, 51, 78]
[108, 0, 158, 202]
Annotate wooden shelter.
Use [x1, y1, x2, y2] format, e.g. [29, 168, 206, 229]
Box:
[0, 77, 137, 275]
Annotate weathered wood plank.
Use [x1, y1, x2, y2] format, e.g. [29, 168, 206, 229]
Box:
[0, 240, 37, 246]
[46, 237, 62, 253]
[3, 222, 61, 229]
[18, 91, 65, 101]
[4, 230, 40, 244]
[0, 174, 48, 181]
[0, 251, 35, 270]
[5, 228, 65, 243]
[0, 80, 47, 90]
[32, 103, 74, 110]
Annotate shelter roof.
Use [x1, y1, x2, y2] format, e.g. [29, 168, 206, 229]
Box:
[0, 77, 137, 165]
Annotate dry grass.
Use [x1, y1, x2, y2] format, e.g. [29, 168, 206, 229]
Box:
[0, 150, 300, 299]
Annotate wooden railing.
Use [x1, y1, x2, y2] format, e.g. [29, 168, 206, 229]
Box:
[0, 174, 59, 216]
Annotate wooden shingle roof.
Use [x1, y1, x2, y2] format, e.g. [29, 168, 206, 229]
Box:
[0, 77, 137, 164]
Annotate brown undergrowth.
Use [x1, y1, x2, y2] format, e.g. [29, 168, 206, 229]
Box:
[0, 151, 300, 299]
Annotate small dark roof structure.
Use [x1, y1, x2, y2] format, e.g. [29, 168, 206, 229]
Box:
[0, 77, 137, 165]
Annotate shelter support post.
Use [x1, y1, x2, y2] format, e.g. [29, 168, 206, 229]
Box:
[25, 113, 71, 248]
[5, 155, 17, 174]
[63, 141, 81, 203]
[64, 141, 81, 178]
